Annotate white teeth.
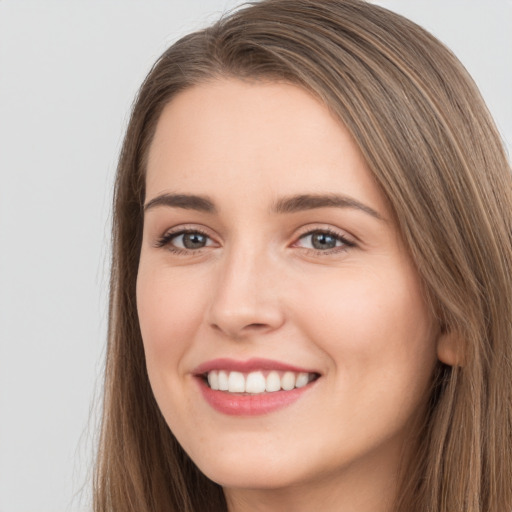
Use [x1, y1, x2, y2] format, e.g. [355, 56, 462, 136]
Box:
[281, 372, 295, 391]
[228, 371, 245, 392]
[295, 372, 309, 388]
[218, 370, 229, 391]
[281, 371, 296, 391]
[206, 369, 316, 394]
[207, 371, 219, 390]
[266, 371, 281, 392]
[245, 371, 266, 393]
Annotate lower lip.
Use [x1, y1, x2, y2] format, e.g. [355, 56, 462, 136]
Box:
[196, 378, 316, 416]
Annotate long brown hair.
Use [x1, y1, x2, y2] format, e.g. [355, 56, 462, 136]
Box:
[94, 1, 512, 510]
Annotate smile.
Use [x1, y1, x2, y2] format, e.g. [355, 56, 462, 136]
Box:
[206, 370, 317, 394]
[194, 358, 320, 415]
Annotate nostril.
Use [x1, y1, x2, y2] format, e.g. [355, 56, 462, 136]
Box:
[208, 301, 285, 338]
[209, 321, 274, 340]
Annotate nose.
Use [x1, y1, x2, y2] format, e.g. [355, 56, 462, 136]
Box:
[206, 245, 285, 340]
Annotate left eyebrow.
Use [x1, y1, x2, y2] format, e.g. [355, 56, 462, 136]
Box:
[271, 193, 385, 221]
[143, 193, 216, 213]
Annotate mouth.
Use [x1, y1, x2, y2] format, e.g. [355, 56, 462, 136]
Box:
[202, 369, 319, 394]
[193, 358, 321, 415]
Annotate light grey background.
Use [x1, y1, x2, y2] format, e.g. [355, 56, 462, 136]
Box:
[0, 1, 510, 511]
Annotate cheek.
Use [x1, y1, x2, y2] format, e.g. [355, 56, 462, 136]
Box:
[296, 264, 437, 387]
[136, 265, 208, 368]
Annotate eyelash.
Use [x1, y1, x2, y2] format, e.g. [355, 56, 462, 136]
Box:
[294, 228, 356, 255]
[155, 228, 212, 255]
[155, 227, 356, 256]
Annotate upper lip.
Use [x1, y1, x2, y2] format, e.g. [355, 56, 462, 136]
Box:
[193, 357, 319, 375]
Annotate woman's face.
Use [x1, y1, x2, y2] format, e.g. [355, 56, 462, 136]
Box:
[137, 78, 440, 498]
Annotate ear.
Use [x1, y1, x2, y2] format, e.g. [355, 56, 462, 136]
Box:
[437, 330, 464, 366]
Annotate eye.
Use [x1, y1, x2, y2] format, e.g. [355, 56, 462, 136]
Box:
[295, 229, 355, 252]
[173, 232, 210, 249]
[155, 229, 215, 252]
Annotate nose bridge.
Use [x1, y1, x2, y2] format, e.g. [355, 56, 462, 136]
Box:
[207, 236, 284, 338]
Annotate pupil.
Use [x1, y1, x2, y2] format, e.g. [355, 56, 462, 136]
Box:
[312, 232, 336, 250]
[183, 233, 206, 249]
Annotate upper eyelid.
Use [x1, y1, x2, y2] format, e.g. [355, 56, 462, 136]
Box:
[157, 223, 354, 239]
[155, 226, 355, 254]
[297, 229, 347, 241]
[293, 230, 356, 250]
[294, 224, 356, 242]
[160, 224, 216, 238]
[158, 223, 351, 237]
[153, 226, 216, 249]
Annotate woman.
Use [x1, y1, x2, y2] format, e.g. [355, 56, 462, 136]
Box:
[94, 0, 512, 510]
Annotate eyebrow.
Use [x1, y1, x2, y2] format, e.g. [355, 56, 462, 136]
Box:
[143, 192, 383, 220]
[271, 193, 384, 220]
[144, 193, 216, 213]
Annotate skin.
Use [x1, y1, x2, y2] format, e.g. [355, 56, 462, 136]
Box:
[137, 78, 448, 512]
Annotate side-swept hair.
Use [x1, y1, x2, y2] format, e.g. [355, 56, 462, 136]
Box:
[94, 1, 512, 510]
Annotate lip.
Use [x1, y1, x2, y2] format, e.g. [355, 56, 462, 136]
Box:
[193, 357, 320, 416]
[193, 357, 317, 375]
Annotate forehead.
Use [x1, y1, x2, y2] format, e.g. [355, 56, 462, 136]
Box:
[145, 78, 387, 215]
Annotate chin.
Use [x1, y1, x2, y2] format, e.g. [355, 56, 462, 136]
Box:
[189, 447, 307, 490]
[203, 465, 301, 490]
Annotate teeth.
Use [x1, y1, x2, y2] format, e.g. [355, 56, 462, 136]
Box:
[218, 370, 229, 391]
[205, 370, 315, 394]
[295, 372, 309, 388]
[266, 371, 281, 392]
[228, 371, 245, 392]
[246, 371, 266, 393]
[207, 371, 219, 390]
[281, 371, 295, 391]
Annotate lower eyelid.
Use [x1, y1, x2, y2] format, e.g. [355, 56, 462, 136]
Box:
[156, 228, 222, 254]
[154, 227, 354, 253]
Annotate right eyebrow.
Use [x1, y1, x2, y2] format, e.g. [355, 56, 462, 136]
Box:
[271, 193, 385, 221]
[144, 193, 216, 213]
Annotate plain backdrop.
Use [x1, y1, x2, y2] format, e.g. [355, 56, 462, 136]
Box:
[0, 1, 510, 511]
